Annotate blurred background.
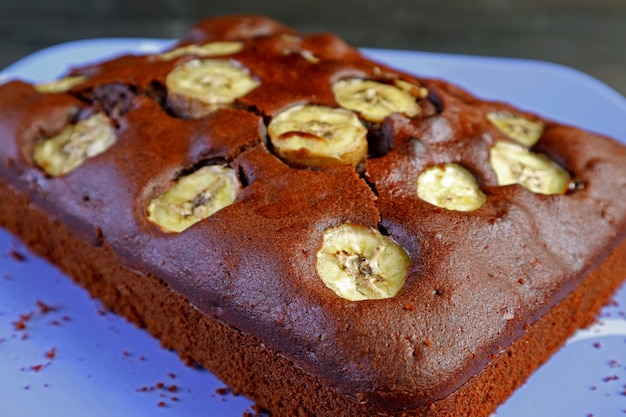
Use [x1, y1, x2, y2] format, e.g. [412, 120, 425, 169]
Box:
[1, 0, 625, 96]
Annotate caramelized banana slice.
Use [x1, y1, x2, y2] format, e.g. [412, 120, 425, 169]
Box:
[158, 41, 244, 61]
[332, 78, 420, 123]
[417, 163, 487, 211]
[34, 76, 87, 94]
[166, 59, 259, 118]
[267, 104, 368, 167]
[490, 141, 570, 195]
[147, 165, 241, 233]
[33, 113, 116, 176]
[316, 223, 410, 301]
[487, 111, 544, 146]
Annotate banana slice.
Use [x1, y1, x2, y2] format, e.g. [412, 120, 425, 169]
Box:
[283, 48, 320, 64]
[33, 113, 116, 176]
[394, 79, 429, 99]
[332, 78, 421, 123]
[166, 59, 259, 118]
[147, 165, 240, 233]
[278, 34, 320, 63]
[267, 104, 368, 167]
[487, 111, 544, 146]
[489, 140, 570, 195]
[417, 163, 487, 211]
[297, 49, 321, 64]
[158, 41, 244, 61]
[34, 76, 87, 94]
[316, 223, 410, 301]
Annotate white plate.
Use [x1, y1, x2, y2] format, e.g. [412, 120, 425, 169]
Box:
[1, 39, 625, 417]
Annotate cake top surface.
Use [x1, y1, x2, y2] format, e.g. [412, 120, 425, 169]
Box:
[1, 14, 626, 409]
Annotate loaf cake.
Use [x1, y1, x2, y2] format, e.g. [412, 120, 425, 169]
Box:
[1, 14, 625, 416]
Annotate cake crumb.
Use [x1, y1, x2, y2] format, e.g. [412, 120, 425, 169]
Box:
[9, 249, 26, 262]
[13, 320, 27, 331]
[45, 347, 57, 360]
[608, 359, 621, 368]
[36, 300, 57, 315]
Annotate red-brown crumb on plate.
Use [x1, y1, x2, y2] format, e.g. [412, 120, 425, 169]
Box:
[36, 300, 57, 315]
[45, 347, 57, 360]
[13, 311, 34, 331]
[9, 249, 26, 262]
[12, 320, 26, 331]
[135, 378, 182, 409]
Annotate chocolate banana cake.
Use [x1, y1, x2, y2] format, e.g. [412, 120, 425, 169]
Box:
[1, 14, 626, 416]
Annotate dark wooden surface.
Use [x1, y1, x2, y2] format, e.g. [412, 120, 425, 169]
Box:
[1, 0, 625, 96]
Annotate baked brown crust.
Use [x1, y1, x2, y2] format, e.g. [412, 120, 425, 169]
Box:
[1, 14, 626, 416]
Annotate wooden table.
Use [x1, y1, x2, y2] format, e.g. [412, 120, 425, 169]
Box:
[1, 0, 625, 96]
